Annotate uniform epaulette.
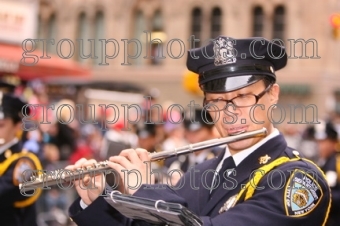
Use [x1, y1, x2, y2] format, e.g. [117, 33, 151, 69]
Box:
[335, 152, 340, 184]
[0, 151, 41, 176]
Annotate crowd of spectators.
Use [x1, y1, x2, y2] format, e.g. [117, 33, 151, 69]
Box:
[15, 80, 340, 226]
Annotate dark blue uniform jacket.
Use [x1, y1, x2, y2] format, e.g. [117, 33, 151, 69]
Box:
[69, 134, 331, 226]
[0, 142, 40, 226]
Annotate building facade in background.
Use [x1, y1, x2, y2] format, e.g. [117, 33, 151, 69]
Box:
[37, 0, 340, 126]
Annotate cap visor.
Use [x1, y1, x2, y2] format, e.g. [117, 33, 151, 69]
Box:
[200, 75, 265, 93]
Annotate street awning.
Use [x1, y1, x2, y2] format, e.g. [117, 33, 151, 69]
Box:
[0, 43, 91, 80]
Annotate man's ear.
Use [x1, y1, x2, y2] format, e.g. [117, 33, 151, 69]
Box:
[269, 83, 280, 104]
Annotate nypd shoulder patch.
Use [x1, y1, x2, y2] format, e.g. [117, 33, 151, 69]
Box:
[13, 158, 36, 186]
[284, 169, 323, 217]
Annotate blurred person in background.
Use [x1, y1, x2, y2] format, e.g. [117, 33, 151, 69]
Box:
[100, 120, 138, 160]
[22, 130, 44, 160]
[27, 80, 50, 126]
[49, 99, 78, 161]
[305, 120, 340, 226]
[0, 79, 17, 94]
[295, 124, 319, 162]
[141, 89, 166, 145]
[135, 123, 159, 153]
[0, 79, 44, 161]
[135, 123, 165, 183]
[280, 123, 320, 162]
[279, 123, 303, 150]
[69, 124, 102, 164]
[164, 108, 223, 184]
[161, 109, 187, 152]
[0, 92, 42, 226]
[37, 143, 70, 226]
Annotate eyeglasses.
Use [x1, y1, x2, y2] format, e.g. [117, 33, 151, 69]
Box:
[203, 83, 273, 112]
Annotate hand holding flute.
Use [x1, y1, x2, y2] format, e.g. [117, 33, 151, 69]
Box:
[19, 128, 267, 206]
[65, 148, 153, 206]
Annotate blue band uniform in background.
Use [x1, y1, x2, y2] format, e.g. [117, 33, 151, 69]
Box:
[0, 92, 42, 226]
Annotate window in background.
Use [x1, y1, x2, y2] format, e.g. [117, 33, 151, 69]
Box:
[253, 6, 264, 37]
[132, 10, 146, 66]
[76, 12, 90, 63]
[191, 8, 202, 47]
[94, 11, 105, 65]
[47, 14, 57, 55]
[150, 10, 165, 65]
[273, 5, 285, 41]
[211, 7, 222, 39]
[36, 15, 43, 49]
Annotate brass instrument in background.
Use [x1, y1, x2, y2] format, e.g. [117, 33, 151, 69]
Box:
[19, 127, 267, 192]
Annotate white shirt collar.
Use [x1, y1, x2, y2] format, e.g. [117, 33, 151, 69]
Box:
[216, 128, 280, 171]
[0, 138, 19, 156]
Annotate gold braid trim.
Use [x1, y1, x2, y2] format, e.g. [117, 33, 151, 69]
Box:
[234, 156, 331, 226]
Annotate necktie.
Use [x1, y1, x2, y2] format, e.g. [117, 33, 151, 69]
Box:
[210, 156, 236, 196]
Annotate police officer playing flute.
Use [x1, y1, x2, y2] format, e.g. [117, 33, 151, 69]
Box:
[66, 36, 331, 226]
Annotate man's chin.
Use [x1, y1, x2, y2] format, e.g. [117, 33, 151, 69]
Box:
[228, 138, 258, 152]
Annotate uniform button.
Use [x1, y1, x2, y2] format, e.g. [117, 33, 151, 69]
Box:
[292, 150, 300, 156]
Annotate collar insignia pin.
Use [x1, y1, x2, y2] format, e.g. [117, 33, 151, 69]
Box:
[259, 154, 271, 164]
[4, 150, 12, 159]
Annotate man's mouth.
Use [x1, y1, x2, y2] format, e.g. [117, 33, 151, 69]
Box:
[227, 125, 249, 135]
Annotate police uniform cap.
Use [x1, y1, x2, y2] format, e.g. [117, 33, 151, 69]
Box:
[0, 80, 16, 93]
[183, 109, 214, 132]
[0, 92, 29, 123]
[305, 120, 338, 142]
[186, 36, 287, 93]
[136, 123, 156, 139]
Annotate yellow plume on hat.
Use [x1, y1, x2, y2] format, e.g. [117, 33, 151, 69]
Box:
[182, 70, 203, 96]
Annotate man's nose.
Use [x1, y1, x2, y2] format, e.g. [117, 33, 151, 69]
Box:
[222, 103, 241, 121]
[224, 103, 239, 112]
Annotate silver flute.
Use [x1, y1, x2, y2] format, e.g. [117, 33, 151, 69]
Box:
[19, 127, 267, 192]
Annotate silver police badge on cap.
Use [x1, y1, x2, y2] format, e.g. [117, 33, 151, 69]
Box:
[214, 37, 237, 66]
